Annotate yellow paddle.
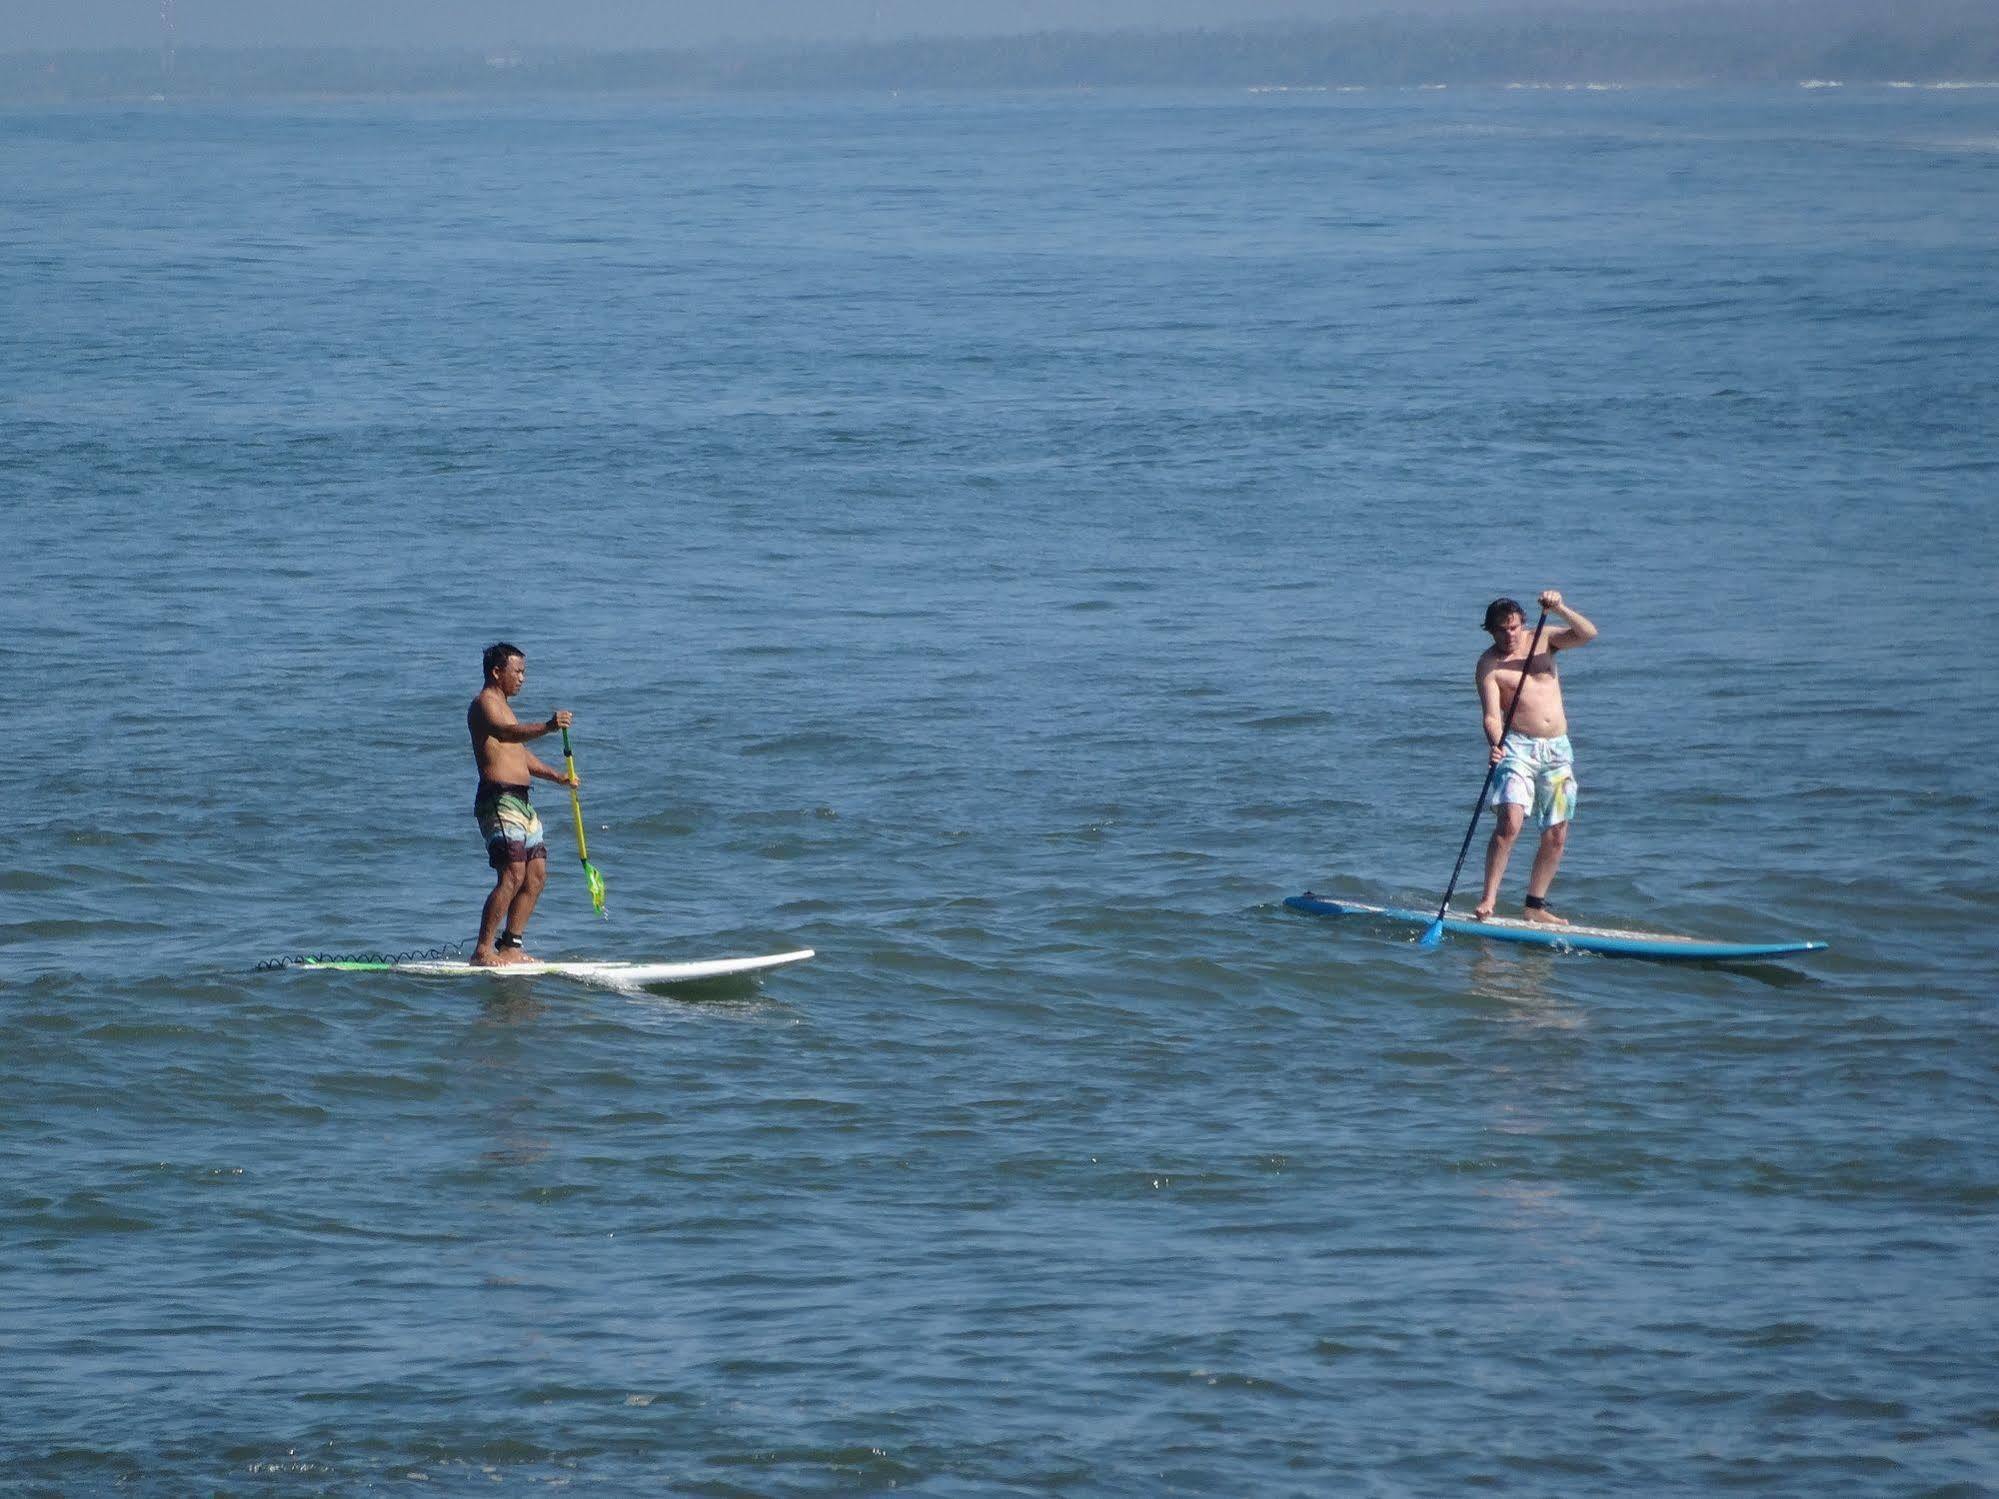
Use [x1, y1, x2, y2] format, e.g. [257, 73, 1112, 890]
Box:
[559, 726, 606, 918]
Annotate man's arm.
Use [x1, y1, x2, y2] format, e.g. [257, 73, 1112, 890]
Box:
[1540, 590, 1598, 651]
[1477, 657, 1507, 763]
[524, 753, 576, 785]
[471, 699, 573, 744]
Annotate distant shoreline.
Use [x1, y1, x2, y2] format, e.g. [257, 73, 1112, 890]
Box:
[6, 78, 1998, 112]
[5, 3, 1998, 106]
[9, 82, 1999, 112]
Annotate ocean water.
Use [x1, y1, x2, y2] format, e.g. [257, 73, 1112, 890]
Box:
[3, 86, 1996, 1494]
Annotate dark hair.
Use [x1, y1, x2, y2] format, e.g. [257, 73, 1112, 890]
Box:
[483, 642, 524, 678]
[1482, 598, 1523, 632]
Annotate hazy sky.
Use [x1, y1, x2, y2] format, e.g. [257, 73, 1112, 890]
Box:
[9, 0, 1669, 53]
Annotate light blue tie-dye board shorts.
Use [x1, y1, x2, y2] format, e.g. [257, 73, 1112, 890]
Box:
[1489, 733, 1577, 828]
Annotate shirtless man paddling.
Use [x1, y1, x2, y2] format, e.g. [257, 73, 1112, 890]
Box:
[468, 642, 575, 967]
[1474, 591, 1598, 923]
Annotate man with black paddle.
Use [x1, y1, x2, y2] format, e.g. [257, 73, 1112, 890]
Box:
[1472, 590, 1597, 923]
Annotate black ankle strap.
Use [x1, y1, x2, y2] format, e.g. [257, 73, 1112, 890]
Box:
[497, 931, 523, 950]
[1523, 895, 1548, 911]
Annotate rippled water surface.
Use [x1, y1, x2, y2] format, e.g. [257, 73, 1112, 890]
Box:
[4, 87, 1997, 1494]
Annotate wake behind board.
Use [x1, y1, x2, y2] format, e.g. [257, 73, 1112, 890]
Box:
[294, 949, 815, 985]
[1285, 895, 1825, 962]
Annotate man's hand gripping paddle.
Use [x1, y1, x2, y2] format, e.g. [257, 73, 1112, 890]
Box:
[1419, 610, 1549, 949]
[560, 726, 607, 918]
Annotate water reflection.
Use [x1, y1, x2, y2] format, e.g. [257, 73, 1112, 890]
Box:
[1464, 944, 1584, 1029]
[452, 984, 560, 1336]
[464, 988, 551, 1170]
[1458, 941, 1598, 1267]
[475, 981, 548, 1029]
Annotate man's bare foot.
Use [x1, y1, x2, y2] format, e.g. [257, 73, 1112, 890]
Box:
[1524, 904, 1570, 926]
[471, 946, 537, 966]
[1472, 902, 1496, 920]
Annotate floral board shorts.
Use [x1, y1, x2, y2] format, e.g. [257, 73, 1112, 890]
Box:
[1488, 733, 1577, 828]
[474, 781, 547, 869]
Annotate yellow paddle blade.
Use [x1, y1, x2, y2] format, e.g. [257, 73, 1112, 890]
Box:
[558, 730, 605, 916]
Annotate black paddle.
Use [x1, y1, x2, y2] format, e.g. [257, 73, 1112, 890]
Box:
[1419, 609, 1549, 949]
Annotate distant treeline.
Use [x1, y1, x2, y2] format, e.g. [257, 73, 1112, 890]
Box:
[6, 1, 1998, 103]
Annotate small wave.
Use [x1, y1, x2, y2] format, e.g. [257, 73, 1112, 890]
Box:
[1242, 711, 1335, 732]
[1799, 80, 1844, 89]
[0, 870, 66, 893]
[739, 730, 877, 758]
[0, 917, 169, 946]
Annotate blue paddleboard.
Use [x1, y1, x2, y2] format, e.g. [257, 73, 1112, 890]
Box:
[1285, 893, 1827, 962]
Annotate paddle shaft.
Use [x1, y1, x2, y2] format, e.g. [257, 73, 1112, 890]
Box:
[560, 726, 590, 865]
[558, 726, 607, 917]
[1428, 610, 1550, 924]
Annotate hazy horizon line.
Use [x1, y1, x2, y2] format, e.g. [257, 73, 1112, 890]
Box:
[6, 4, 1995, 102]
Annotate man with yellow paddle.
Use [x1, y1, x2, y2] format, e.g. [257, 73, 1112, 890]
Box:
[466, 642, 605, 967]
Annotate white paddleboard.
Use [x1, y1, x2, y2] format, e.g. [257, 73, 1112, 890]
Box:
[294, 949, 815, 984]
